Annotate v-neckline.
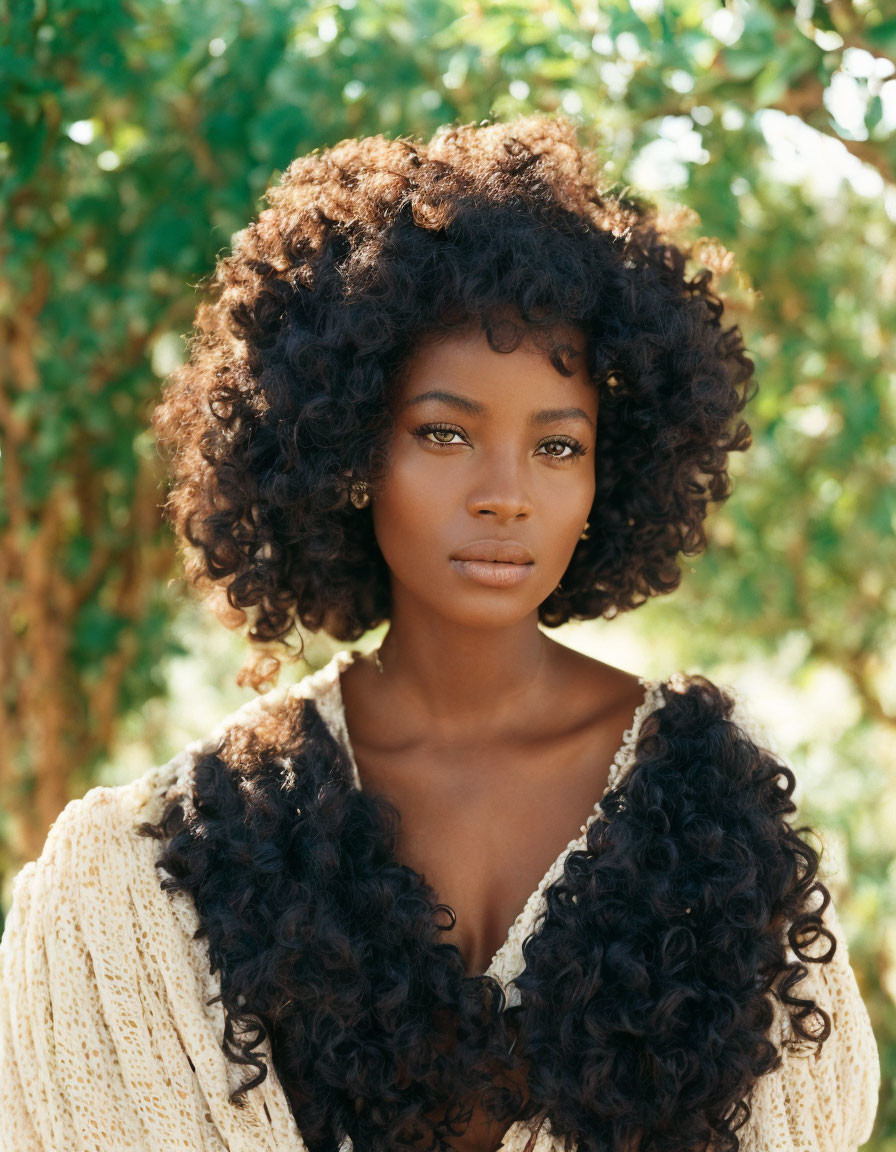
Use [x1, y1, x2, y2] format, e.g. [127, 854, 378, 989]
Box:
[325, 647, 664, 988]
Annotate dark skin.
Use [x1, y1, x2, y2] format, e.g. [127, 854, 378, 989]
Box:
[339, 320, 647, 1152]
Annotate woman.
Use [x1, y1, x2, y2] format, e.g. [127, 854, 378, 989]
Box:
[0, 115, 880, 1152]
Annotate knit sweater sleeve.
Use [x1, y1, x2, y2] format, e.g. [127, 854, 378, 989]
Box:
[0, 787, 154, 1151]
[726, 698, 881, 1152]
[0, 771, 305, 1152]
[733, 887, 880, 1152]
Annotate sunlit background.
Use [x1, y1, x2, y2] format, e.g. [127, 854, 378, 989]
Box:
[2, 0, 894, 1142]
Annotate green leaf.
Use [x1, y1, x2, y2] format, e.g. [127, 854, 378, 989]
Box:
[865, 18, 896, 56]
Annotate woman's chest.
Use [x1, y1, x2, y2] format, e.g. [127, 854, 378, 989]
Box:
[347, 694, 640, 981]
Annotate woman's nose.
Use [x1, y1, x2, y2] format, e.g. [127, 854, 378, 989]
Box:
[466, 455, 533, 521]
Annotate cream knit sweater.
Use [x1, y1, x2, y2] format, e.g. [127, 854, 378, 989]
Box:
[0, 652, 881, 1151]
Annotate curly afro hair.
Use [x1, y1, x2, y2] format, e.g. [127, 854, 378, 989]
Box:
[137, 674, 839, 1152]
[151, 113, 755, 690]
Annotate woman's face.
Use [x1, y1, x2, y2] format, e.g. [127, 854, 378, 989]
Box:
[370, 322, 597, 630]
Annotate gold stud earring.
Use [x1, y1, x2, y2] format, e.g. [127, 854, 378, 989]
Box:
[579, 519, 591, 541]
[349, 481, 371, 509]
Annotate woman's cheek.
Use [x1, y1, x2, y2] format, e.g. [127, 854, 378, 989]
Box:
[371, 465, 447, 571]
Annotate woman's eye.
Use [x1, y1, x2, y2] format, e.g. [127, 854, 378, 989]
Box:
[537, 438, 586, 461]
[414, 425, 586, 459]
[415, 424, 467, 446]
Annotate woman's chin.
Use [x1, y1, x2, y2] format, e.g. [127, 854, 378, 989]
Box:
[417, 590, 552, 631]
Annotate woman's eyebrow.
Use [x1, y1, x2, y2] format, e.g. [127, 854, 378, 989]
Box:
[530, 406, 595, 429]
[402, 389, 484, 415]
[402, 389, 594, 429]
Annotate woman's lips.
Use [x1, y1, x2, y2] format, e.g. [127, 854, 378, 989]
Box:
[449, 558, 535, 588]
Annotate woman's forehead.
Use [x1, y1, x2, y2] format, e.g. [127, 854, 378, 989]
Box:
[401, 320, 590, 386]
[393, 325, 596, 422]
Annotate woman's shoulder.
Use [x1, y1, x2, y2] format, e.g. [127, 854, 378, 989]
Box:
[553, 643, 773, 748]
[0, 661, 344, 1054]
[125, 649, 356, 819]
[7, 652, 353, 899]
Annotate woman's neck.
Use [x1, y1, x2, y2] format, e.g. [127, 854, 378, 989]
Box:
[373, 610, 554, 737]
